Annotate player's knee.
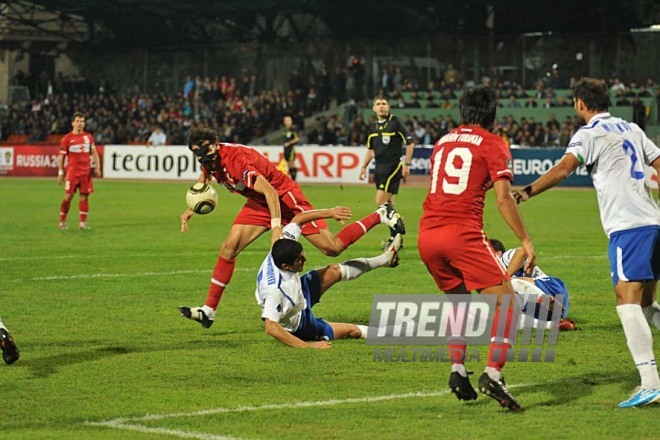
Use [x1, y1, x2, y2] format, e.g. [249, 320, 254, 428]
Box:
[219, 241, 241, 259]
[326, 264, 342, 281]
[317, 241, 343, 257]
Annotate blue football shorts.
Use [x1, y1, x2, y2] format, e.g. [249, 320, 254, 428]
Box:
[292, 270, 335, 341]
[608, 225, 660, 286]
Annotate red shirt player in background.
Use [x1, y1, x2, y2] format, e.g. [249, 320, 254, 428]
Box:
[177, 127, 405, 329]
[57, 112, 102, 230]
[418, 85, 535, 411]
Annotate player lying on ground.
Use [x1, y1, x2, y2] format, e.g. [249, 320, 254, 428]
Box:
[489, 238, 576, 330]
[256, 206, 402, 348]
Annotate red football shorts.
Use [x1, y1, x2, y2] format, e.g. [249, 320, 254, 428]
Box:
[65, 172, 94, 195]
[233, 187, 328, 236]
[418, 223, 509, 292]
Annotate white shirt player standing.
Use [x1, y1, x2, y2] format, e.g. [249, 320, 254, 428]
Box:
[514, 77, 660, 408]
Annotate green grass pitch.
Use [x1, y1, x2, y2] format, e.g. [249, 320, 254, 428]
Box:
[1, 177, 658, 439]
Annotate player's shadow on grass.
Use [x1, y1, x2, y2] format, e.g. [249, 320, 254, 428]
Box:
[17, 339, 240, 378]
[516, 372, 633, 409]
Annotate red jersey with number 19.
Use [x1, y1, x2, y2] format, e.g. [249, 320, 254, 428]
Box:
[420, 126, 513, 231]
[60, 131, 95, 175]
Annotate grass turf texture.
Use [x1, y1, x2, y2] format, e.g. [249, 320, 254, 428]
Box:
[0, 177, 658, 439]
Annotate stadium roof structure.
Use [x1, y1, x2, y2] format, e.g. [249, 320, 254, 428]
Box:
[2, 0, 658, 51]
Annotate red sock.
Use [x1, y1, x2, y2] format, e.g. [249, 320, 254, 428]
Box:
[487, 306, 515, 370]
[79, 199, 89, 223]
[336, 212, 380, 248]
[205, 257, 236, 310]
[60, 199, 71, 222]
[449, 344, 467, 365]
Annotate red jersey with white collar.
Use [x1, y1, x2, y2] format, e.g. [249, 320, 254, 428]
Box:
[420, 125, 513, 231]
[60, 131, 95, 175]
[204, 143, 297, 203]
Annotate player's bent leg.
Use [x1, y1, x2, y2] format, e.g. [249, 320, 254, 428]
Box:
[328, 322, 364, 339]
[305, 228, 346, 257]
[179, 224, 269, 328]
[315, 264, 344, 296]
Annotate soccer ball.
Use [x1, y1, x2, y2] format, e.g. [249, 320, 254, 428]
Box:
[186, 183, 218, 215]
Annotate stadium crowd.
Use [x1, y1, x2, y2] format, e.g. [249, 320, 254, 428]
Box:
[1, 66, 657, 148]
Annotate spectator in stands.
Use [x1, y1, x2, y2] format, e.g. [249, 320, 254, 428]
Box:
[146, 126, 167, 146]
[524, 97, 538, 108]
[615, 89, 631, 106]
[632, 95, 647, 131]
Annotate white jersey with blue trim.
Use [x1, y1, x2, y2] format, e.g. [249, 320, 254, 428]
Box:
[255, 223, 305, 332]
[500, 248, 548, 279]
[565, 112, 660, 237]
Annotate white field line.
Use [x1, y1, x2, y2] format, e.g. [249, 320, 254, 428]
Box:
[0, 249, 268, 262]
[87, 390, 453, 440]
[9, 268, 256, 282]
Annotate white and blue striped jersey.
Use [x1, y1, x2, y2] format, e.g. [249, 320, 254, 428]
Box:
[565, 112, 660, 237]
[255, 223, 304, 332]
[500, 248, 548, 279]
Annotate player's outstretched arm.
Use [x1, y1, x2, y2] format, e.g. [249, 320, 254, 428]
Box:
[513, 154, 580, 203]
[493, 179, 536, 273]
[291, 206, 352, 227]
[264, 319, 332, 349]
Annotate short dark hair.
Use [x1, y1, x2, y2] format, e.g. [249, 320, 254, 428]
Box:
[72, 112, 85, 121]
[573, 77, 611, 112]
[372, 95, 389, 105]
[458, 85, 498, 130]
[271, 239, 303, 269]
[188, 127, 218, 149]
[489, 238, 506, 253]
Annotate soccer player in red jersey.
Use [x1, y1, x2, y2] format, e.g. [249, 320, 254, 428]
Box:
[178, 127, 405, 329]
[417, 85, 535, 410]
[57, 113, 102, 230]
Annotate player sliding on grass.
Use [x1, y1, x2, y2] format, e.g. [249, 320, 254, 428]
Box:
[256, 206, 402, 348]
[513, 77, 660, 408]
[178, 128, 406, 329]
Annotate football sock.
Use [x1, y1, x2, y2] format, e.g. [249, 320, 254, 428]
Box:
[616, 304, 660, 389]
[204, 257, 236, 311]
[485, 366, 501, 381]
[79, 199, 89, 223]
[451, 363, 467, 377]
[336, 213, 380, 248]
[339, 252, 393, 281]
[642, 303, 660, 330]
[289, 168, 297, 181]
[356, 325, 368, 339]
[60, 199, 71, 222]
[486, 305, 515, 377]
[449, 343, 467, 375]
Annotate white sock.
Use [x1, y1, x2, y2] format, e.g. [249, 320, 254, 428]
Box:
[617, 304, 660, 389]
[484, 366, 501, 381]
[356, 325, 368, 339]
[339, 258, 379, 280]
[451, 363, 467, 377]
[642, 303, 660, 330]
[201, 305, 216, 319]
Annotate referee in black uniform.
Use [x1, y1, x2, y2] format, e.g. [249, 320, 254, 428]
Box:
[282, 115, 300, 181]
[359, 95, 415, 247]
